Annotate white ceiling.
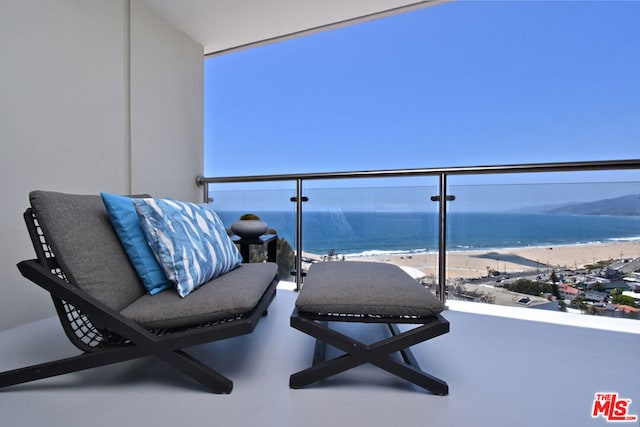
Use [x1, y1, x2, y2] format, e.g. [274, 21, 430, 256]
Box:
[140, 0, 447, 56]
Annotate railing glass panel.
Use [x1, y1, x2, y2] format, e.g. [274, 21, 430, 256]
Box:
[446, 174, 640, 319]
[301, 179, 440, 294]
[208, 182, 297, 281]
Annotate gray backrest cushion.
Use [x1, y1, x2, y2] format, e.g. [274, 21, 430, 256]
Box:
[30, 190, 145, 310]
[295, 261, 444, 317]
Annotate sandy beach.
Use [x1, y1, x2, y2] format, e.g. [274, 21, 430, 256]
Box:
[339, 241, 640, 280]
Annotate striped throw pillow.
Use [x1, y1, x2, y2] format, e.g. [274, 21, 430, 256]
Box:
[133, 198, 242, 297]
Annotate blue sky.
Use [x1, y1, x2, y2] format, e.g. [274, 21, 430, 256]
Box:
[203, 1, 640, 210]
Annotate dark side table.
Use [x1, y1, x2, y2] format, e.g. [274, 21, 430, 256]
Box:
[231, 234, 277, 263]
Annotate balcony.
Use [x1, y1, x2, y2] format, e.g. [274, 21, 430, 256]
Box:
[1, 160, 639, 426]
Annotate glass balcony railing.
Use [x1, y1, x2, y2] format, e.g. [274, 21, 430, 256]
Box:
[198, 159, 640, 322]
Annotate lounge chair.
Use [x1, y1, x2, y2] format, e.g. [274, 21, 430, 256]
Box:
[0, 191, 278, 393]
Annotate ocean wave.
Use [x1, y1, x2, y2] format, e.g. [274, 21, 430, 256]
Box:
[345, 248, 435, 258]
[609, 236, 640, 242]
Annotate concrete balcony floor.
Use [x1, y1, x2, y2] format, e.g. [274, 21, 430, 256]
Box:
[1, 285, 638, 427]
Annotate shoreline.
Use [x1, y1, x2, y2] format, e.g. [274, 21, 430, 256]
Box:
[320, 238, 640, 260]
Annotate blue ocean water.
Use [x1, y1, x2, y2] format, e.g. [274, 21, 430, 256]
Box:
[217, 210, 640, 257]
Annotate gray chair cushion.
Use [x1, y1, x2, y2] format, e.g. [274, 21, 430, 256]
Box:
[295, 261, 444, 317]
[30, 191, 145, 311]
[121, 263, 277, 329]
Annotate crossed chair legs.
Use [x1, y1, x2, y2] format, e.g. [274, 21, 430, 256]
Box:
[0, 340, 238, 393]
[0, 260, 280, 394]
[2, 312, 448, 395]
[289, 310, 449, 395]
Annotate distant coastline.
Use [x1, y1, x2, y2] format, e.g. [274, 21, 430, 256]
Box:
[328, 238, 640, 260]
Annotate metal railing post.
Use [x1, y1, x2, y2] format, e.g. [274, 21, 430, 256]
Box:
[196, 176, 211, 203]
[203, 182, 210, 203]
[294, 178, 304, 290]
[438, 173, 447, 303]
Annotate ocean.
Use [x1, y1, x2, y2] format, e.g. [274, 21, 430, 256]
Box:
[216, 211, 640, 257]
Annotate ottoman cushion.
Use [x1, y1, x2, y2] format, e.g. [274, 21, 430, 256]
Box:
[295, 262, 444, 317]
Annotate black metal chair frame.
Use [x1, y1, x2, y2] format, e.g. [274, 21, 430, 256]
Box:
[0, 209, 277, 393]
[290, 309, 449, 395]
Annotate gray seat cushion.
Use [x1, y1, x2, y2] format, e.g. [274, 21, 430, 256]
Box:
[121, 263, 277, 329]
[30, 190, 146, 311]
[295, 261, 443, 317]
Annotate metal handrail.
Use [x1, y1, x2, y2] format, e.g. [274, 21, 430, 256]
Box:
[197, 158, 640, 301]
[197, 159, 640, 184]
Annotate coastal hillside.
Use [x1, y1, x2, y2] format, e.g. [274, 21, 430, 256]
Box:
[546, 194, 640, 216]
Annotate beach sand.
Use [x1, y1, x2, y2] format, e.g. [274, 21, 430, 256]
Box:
[343, 241, 640, 280]
[302, 241, 640, 308]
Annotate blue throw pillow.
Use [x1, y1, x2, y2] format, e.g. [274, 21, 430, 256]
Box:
[100, 193, 172, 295]
[132, 198, 243, 298]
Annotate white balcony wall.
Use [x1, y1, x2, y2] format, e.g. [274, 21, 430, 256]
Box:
[0, 0, 203, 330]
[130, 0, 203, 197]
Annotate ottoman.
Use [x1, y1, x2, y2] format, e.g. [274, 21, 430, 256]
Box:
[289, 261, 449, 395]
